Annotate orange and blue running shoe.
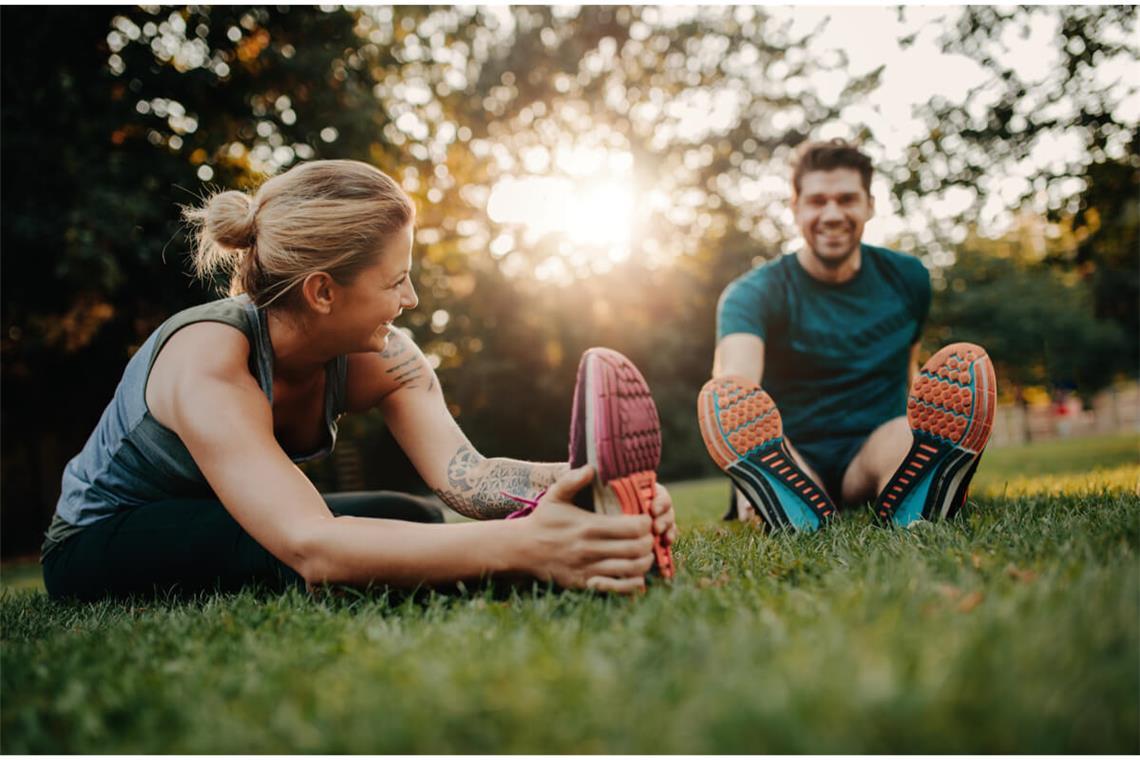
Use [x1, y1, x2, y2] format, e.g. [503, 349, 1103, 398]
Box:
[876, 343, 996, 526]
[698, 376, 835, 532]
[569, 347, 674, 578]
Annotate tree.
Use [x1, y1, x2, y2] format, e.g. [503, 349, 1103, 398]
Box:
[1066, 131, 1140, 372]
[886, 6, 1138, 372]
[372, 6, 871, 476]
[1, 6, 873, 553]
[927, 220, 1129, 399]
[1, 6, 402, 554]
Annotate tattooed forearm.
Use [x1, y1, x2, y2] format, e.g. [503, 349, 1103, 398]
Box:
[444, 442, 485, 491]
[432, 442, 569, 519]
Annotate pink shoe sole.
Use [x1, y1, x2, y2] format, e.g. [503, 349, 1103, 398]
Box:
[570, 348, 674, 578]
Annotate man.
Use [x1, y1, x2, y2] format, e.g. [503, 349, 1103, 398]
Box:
[697, 139, 995, 529]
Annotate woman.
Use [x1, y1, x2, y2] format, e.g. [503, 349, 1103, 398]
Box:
[42, 160, 675, 600]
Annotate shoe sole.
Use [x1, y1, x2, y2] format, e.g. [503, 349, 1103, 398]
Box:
[876, 343, 997, 526]
[579, 348, 674, 578]
[697, 376, 834, 532]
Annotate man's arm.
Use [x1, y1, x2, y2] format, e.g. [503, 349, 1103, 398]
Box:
[907, 255, 931, 389]
[713, 333, 766, 384]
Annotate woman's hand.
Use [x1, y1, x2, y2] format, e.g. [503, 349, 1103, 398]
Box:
[650, 483, 677, 547]
[516, 465, 655, 594]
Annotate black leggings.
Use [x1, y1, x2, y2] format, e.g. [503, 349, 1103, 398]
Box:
[42, 492, 445, 601]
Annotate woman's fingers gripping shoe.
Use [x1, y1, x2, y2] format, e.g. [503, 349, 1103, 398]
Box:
[650, 484, 678, 547]
[520, 465, 654, 593]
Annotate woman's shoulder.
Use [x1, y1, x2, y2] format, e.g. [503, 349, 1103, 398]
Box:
[147, 298, 254, 368]
[156, 319, 252, 377]
[145, 315, 262, 431]
[145, 299, 256, 401]
[155, 296, 255, 343]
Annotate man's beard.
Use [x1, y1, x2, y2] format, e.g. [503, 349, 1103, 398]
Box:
[808, 241, 859, 270]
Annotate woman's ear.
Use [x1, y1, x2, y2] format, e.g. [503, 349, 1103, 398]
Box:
[299, 271, 336, 315]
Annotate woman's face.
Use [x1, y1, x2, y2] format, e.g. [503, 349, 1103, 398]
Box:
[336, 222, 418, 353]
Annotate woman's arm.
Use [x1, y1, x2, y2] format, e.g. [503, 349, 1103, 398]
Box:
[432, 442, 568, 519]
[350, 330, 677, 543]
[147, 323, 653, 591]
[346, 331, 568, 519]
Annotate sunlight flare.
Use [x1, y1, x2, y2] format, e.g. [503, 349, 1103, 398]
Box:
[487, 171, 636, 270]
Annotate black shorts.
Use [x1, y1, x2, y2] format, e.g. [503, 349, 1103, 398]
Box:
[42, 492, 444, 601]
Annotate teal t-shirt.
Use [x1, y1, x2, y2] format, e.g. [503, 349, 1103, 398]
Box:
[717, 244, 931, 460]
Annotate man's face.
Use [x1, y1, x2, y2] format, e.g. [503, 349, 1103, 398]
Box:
[792, 168, 874, 269]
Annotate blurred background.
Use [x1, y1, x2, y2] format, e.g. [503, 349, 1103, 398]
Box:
[2, 5, 1137, 557]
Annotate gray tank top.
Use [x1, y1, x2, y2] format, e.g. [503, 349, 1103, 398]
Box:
[42, 296, 348, 556]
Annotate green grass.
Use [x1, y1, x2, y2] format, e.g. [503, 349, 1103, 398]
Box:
[975, 430, 1137, 480]
[3, 434, 1138, 753]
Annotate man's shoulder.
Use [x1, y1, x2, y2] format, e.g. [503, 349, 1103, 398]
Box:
[864, 244, 929, 288]
[865, 244, 926, 274]
[717, 254, 794, 338]
[863, 244, 931, 320]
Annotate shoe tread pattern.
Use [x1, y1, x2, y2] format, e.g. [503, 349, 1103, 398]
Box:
[907, 343, 995, 453]
[698, 376, 834, 531]
[581, 348, 673, 578]
[591, 348, 662, 483]
[877, 342, 996, 524]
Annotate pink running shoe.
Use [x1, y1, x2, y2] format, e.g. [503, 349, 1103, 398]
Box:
[569, 348, 674, 578]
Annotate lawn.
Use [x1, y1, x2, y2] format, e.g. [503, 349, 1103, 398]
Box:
[2, 433, 1137, 753]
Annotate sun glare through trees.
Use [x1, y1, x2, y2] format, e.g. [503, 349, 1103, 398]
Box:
[487, 171, 636, 281]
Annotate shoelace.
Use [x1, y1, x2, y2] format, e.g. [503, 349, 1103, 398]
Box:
[502, 488, 547, 520]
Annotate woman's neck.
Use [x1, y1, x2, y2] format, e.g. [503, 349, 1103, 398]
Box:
[265, 309, 333, 383]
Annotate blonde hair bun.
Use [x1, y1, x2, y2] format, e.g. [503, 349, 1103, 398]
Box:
[203, 190, 258, 250]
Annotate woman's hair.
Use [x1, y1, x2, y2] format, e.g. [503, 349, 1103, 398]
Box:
[183, 160, 414, 308]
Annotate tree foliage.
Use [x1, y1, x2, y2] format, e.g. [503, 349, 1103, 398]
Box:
[890, 6, 1136, 218]
[891, 5, 1138, 370]
[1, 6, 394, 552]
[4, 5, 857, 551]
[2, 6, 1134, 555]
[926, 224, 1129, 396]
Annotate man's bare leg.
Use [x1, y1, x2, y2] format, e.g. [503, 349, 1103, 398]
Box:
[839, 416, 912, 505]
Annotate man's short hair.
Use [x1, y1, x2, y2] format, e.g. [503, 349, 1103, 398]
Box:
[790, 139, 873, 197]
